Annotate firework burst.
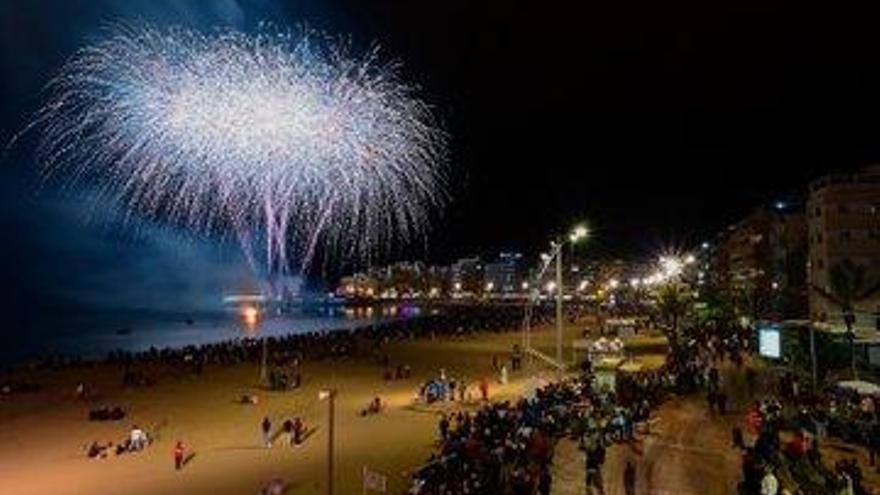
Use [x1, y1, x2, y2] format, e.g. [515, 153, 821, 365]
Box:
[29, 23, 448, 279]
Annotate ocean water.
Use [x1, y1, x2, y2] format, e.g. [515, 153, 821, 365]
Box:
[2, 305, 409, 366]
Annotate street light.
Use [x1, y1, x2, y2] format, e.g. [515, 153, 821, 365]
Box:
[569, 225, 589, 243]
[555, 224, 589, 367]
[522, 223, 589, 374]
[319, 389, 338, 495]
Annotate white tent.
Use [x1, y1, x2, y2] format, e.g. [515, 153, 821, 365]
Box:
[837, 380, 880, 395]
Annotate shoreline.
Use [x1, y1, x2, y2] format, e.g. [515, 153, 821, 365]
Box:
[2, 302, 548, 369]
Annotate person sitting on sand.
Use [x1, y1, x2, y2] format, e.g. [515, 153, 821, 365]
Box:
[115, 438, 132, 455]
[89, 405, 125, 421]
[129, 425, 148, 451]
[369, 396, 382, 414]
[361, 396, 383, 416]
[87, 441, 110, 459]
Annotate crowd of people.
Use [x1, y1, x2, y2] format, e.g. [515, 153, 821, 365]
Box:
[85, 424, 152, 460]
[408, 327, 726, 495]
[735, 375, 880, 494]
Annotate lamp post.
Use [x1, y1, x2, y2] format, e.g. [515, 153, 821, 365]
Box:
[521, 224, 588, 374]
[319, 389, 338, 495]
[558, 225, 589, 365]
[554, 239, 563, 365]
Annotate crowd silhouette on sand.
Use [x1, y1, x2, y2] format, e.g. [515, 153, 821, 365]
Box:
[10, 305, 550, 374]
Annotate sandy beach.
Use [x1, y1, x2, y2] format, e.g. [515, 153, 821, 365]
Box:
[0, 319, 606, 495]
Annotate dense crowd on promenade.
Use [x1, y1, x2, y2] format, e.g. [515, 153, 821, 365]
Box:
[408, 325, 734, 495]
[736, 373, 879, 494]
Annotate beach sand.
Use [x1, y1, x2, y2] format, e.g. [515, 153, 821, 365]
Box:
[0, 319, 602, 495]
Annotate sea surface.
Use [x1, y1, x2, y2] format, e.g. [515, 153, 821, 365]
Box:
[2, 305, 416, 366]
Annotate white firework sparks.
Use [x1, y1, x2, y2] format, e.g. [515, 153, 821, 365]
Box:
[29, 23, 448, 278]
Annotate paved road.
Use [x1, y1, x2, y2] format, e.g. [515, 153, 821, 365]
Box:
[552, 365, 747, 495]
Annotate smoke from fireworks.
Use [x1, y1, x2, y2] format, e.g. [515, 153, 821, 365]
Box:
[28, 23, 448, 281]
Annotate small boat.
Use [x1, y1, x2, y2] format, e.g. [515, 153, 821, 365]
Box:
[185, 318, 195, 326]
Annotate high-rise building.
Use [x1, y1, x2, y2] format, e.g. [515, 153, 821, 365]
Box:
[484, 252, 524, 295]
[807, 165, 880, 329]
[714, 204, 807, 319]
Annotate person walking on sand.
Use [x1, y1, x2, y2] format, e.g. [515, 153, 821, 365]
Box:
[282, 418, 294, 447]
[261, 416, 272, 448]
[173, 440, 185, 470]
[500, 365, 509, 385]
[293, 417, 304, 445]
[479, 378, 489, 401]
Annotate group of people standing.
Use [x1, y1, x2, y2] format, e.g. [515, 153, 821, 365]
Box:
[261, 415, 306, 448]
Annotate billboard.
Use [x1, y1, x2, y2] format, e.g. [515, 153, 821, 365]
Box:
[758, 327, 781, 359]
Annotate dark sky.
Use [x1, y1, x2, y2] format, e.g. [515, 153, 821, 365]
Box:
[2, 0, 880, 310]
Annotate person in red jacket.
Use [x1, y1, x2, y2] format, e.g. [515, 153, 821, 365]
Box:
[174, 441, 185, 470]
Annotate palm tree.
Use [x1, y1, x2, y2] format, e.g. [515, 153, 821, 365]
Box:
[812, 259, 880, 379]
[656, 282, 692, 345]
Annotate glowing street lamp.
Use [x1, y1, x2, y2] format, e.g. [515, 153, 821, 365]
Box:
[569, 224, 589, 243]
[522, 222, 590, 373]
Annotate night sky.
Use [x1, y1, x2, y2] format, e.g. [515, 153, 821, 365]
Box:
[2, 1, 880, 312]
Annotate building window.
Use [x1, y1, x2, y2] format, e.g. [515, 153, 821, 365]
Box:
[840, 230, 851, 242]
[817, 259, 824, 269]
[815, 206, 821, 217]
[839, 204, 850, 214]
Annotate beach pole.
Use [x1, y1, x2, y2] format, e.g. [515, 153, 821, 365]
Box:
[555, 238, 564, 375]
[319, 389, 338, 495]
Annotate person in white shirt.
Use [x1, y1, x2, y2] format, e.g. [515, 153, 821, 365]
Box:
[129, 425, 147, 451]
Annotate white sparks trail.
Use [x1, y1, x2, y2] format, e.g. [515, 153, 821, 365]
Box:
[28, 23, 448, 283]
